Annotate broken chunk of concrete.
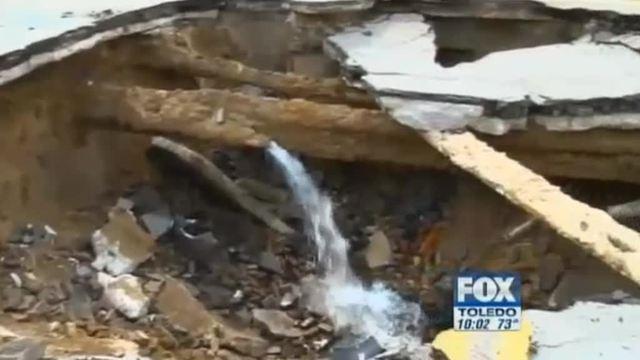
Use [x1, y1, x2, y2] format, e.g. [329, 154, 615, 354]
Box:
[155, 277, 216, 336]
[91, 208, 155, 276]
[252, 309, 312, 338]
[97, 272, 150, 320]
[140, 211, 174, 239]
[527, 302, 640, 359]
[364, 230, 393, 269]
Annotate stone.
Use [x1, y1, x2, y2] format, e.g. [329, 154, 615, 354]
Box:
[66, 285, 95, 322]
[364, 230, 393, 269]
[257, 252, 284, 274]
[155, 278, 216, 336]
[252, 309, 311, 338]
[199, 284, 235, 308]
[538, 253, 564, 292]
[2, 286, 24, 311]
[0, 339, 46, 360]
[98, 272, 150, 320]
[140, 210, 174, 239]
[527, 302, 640, 359]
[326, 13, 640, 134]
[91, 208, 155, 275]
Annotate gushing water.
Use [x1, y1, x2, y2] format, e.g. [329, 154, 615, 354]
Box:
[268, 143, 429, 359]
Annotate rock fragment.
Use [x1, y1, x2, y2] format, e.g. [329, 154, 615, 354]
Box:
[331, 336, 384, 360]
[91, 208, 155, 276]
[252, 309, 312, 338]
[364, 230, 393, 268]
[155, 278, 216, 336]
[98, 272, 149, 320]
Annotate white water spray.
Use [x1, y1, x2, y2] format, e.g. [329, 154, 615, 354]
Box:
[268, 142, 429, 359]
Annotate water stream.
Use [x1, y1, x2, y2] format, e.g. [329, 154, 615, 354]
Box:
[268, 142, 429, 359]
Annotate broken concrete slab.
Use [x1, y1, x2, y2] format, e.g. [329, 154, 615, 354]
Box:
[0, 0, 222, 86]
[535, 0, 640, 16]
[97, 272, 150, 320]
[326, 14, 640, 133]
[288, 0, 375, 14]
[91, 208, 155, 276]
[527, 302, 640, 359]
[364, 230, 393, 269]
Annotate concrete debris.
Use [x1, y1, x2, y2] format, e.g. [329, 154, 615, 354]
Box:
[536, 0, 640, 15]
[198, 284, 235, 308]
[0, 0, 221, 86]
[527, 302, 640, 359]
[155, 277, 216, 336]
[326, 14, 640, 133]
[97, 272, 150, 320]
[257, 251, 284, 274]
[288, 0, 375, 14]
[364, 230, 393, 269]
[140, 211, 174, 239]
[252, 309, 313, 338]
[91, 208, 156, 276]
[0, 338, 46, 360]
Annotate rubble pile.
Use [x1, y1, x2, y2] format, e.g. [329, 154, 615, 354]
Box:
[0, 141, 461, 359]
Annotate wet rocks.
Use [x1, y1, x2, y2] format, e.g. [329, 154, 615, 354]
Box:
[98, 273, 150, 320]
[91, 208, 155, 276]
